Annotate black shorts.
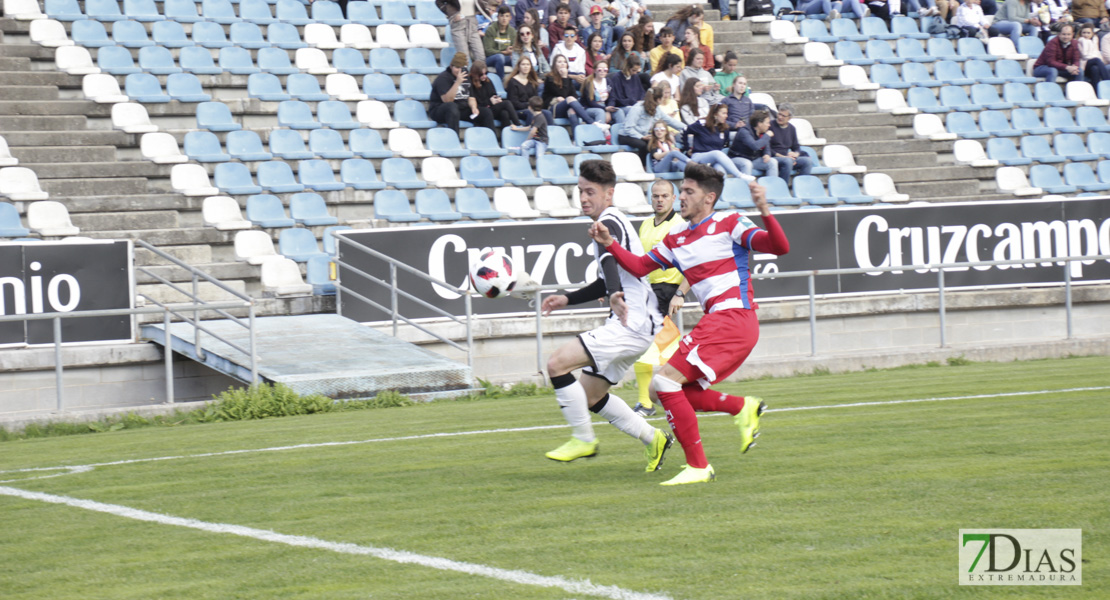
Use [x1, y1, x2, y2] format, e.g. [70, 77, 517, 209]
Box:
[651, 282, 680, 315]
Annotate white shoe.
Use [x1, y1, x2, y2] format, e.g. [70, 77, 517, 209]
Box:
[862, 5, 871, 17]
[595, 122, 610, 131]
[827, 8, 840, 20]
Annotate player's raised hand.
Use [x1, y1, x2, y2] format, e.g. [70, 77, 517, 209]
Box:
[668, 293, 685, 316]
[609, 292, 629, 327]
[588, 221, 613, 246]
[541, 293, 568, 315]
[751, 180, 771, 217]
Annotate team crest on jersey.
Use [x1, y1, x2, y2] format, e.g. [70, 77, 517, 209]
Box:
[708, 223, 717, 235]
[677, 235, 686, 245]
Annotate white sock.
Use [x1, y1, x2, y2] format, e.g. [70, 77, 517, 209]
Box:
[596, 392, 656, 445]
[555, 380, 595, 442]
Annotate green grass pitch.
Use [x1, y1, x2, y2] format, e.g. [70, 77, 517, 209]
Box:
[1, 356, 1107, 599]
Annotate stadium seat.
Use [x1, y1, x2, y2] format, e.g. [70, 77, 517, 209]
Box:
[1063, 162, 1110, 192]
[191, 21, 233, 48]
[1043, 106, 1085, 134]
[279, 228, 327, 262]
[339, 158, 386, 190]
[493, 187, 541, 218]
[415, 189, 463, 221]
[283, 74, 328, 102]
[834, 41, 872, 66]
[125, 73, 170, 103]
[197, 102, 242, 132]
[1003, 82, 1046, 108]
[455, 188, 503, 220]
[170, 163, 219, 196]
[160, 0, 201, 23]
[893, 62, 934, 88]
[311, 0, 347, 25]
[322, 224, 352, 255]
[964, 59, 1003, 84]
[276, 0, 312, 24]
[831, 19, 867, 41]
[257, 47, 300, 74]
[404, 48, 443, 76]
[803, 41, 843, 66]
[611, 152, 654, 182]
[44, 0, 84, 21]
[246, 194, 295, 228]
[1097, 160, 1110, 183]
[26, 201, 79, 236]
[56, 46, 101, 76]
[124, 0, 163, 21]
[970, 84, 1011, 110]
[325, 74, 368, 102]
[348, 129, 392, 158]
[0, 137, 17, 167]
[409, 23, 448, 49]
[757, 176, 799, 206]
[865, 39, 905, 64]
[822, 145, 867, 174]
[995, 167, 1042, 196]
[573, 153, 605, 175]
[98, 45, 141, 74]
[305, 23, 344, 49]
[360, 73, 403, 101]
[1035, 82, 1079, 107]
[536, 155, 579, 185]
[501, 125, 529, 151]
[892, 15, 930, 39]
[995, 59, 1037, 84]
[1020, 136, 1064, 163]
[261, 257, 314, 296]
[226, 130, 273, 162]
[380, 2, 417, 26]
[1010, 108, 1053, 135]
[376, 23, 413, 50]
[1053, 134, 1099, 162]
[394, 100, 437, 129]
[327, 48, 371, 77]
[863, 173, 908, 202]
[912, 113, 956, 141]
[219, 46, 260, 75]
[1088, 132, 1110, 157]
[1028, 164, 1077, 194]
[166, 73, 211, 102]
[546, 126, 582, 154]
[340, 24, 379, 49]
[373, 190, 421, 222]
[31, 19, 73, 47]
[799, 21, 835, 43]
[464, 127, 508, 157]
[306, 256, 337, 295]
[0, 167, 49, 201]
[111, 102, 157, 133]
[978, 111, 1018, 137]
[868, 63, 905, 89]
[613, 182, 652, 213]
[792, 175, 834, 205]
[768, 19, 805, 43]
[720, 178, 755, 208]
[426, 127, 470, 158]
[387, 128, 433, 158]
[800, 146, 831, 175]
[421, 157, 467, 188]
[227, 23, 268, 49]
[907, 87, 943, 113]
[237, 1, 276, 25]
[369, 48, 407, 75]
[530, 185, 578, 217]
[939, 86, 982, 112]
[347, 1, 382, 26]
[179, 46, 222, 74]
[295, 47, 337, 75]
[201, 0, 240, 24]
[985, 137, 1032, 166]
[277, 100, 320, 130]
[82, 73, 128, 103]
[267, 22, 308, 49]
[414, 0, 448, 25]
[956, 37, 994, 61]
[875, 88, 917, 115]
[926, 37, 962, 62]
[357, 100, 400, 128]
[234, 230, 278, 264]
[498, 155, 544, 186]
[1076, 106, 1110, 132]
[460, 156, 506, 187]
[574, 124, 619, 153]
[257, 161, 307, 194]
[215, 162, 263, 195]
[792, 118, 825, 146]
[71, 20, 113, 47]
[247, 73, 291, 101]
[945, 111, 986, 139]
[86, 0, 125, 21]
[290, 192, 339, 226]
[298, 159, 345, 192]
[306, 129, 353, 160]
[184, 130, 230, 163]
[0, 203, 31, 237]
[896, 38, 934, 63]
[828, 174, 873, 204]
[269, 129, 314, 160]
[317, 101, 359, 130]
[381, 157, 427, 189]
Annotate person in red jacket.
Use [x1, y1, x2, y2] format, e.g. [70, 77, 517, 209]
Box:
[1033, 23, 1084, 83]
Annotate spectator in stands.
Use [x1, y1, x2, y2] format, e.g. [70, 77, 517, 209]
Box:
[608, 53, 647, 119]
[664, 5, 697, 45]
[865, 0, 894, 26]
[582, 5, 615, 54]
[648, 120, 689, 173]
[581, 60, 624, 124]
[584, 32, 611, 75]
[484, 6, 517, 81]
[1070, 0, 1109, 26]
[1033, 22, 1084, 82]
[513, 0, 550, 29]
[797, 0, 842, 20]
[768, 103, 812, 183]
[548, 3, 575, 51]
[680, 48, 725, 105]
[650, 53, 684, 97]
[437, 0, 489, 63]
[551, 25, 588, 84]
[519, 96, 550, 158]
[728, 109, 779, 179]
[933, 0, 960, 20]
[619, 84, 686, 161]
[657, 81, 681, 125]
[543, 54, 597, 126]
[1076, 23, 1108, 84]
[678, 78, 709, 126]
[681, 27, 714, 71]
[611, 33, 643, 72]
[609, 0, 649, 43]
[521, 9, 551, 55]
[991, 0, 1040, 46]
[722, 76, 753, 131]
[955, 0, 991, 39]
[904, 0, 942, 17]
[548, 0, 588, 28]
[628, 15, 656, 54]
[429, 52, 495, 132]
[683, 103, 751, 179]
[686, 7, 719, 66]
[470, 60, 523, 135]
[511, 25, 551, 79]
[1037, 0, 1070, 39]
[648, 27, 684, 73]
[714, 53, 740, 94]
[505, 56, 554, 125]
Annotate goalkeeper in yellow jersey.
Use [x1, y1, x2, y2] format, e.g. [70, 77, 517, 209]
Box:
[632, 180, 690, 417]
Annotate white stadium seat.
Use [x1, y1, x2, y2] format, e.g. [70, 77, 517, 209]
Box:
[171, 164, 219, 196]
[953, 139, 999, 167]
[534, 186, 580, 218]
[234, 230, 278, 264]
[202, 196, 252, 230]
[140, 132, 188, 164]
[421, 157, 466, 188]
[261, 257, 313, 296]
[0, 167, 49, 200]
[493, 187, 541, 219]
[111, 102, 158, 133]
[356, 100, 400, 129]
[27, 201, 80, 236]
[31, 19, 74, 47]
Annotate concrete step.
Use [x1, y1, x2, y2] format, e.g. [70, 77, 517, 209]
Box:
[69, 210, 179, 231]
[63, 194, 201, 214]
[0, 114, 88, 130]
[21, 161, 165, 179]
[136, 279, 249, 304]
[806, 113, 896, 129]
[1, 86, 59, 101]
[0, 43, 55, 60]
[837, 138, 943, 155]
[9, 145, 117, 163]
[135, 261, 260, 285]
[918, 193, 1014, 203]
[0, 100, 109, 117]
[853, 151, 940, 170]
[2, 129, 133, 147]
[39, 176, 153, 197]
[896, 179, 985, 199]
[822, 125, 900, 143]
[135, 244, 214, 267]
[0, 56, 31, 71]
[87, 227, 230, 246]
[881, 165, 979, 183]
[0, 70, 73, 86]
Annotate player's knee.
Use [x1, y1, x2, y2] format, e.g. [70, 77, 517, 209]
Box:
[652, 373, 683, 394]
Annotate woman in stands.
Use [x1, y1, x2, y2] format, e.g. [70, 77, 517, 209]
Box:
[686, 8, 719, 65]
[991, 0, 1041, 46]
[580, 60, 624, 125]
[542, 54, 597, 127]
[682, 103, 751, 179]
[680, 48, 725, 105]
[1076, 23, 1107, 84]
[628, 15, 656, 53]
[610, 32, 641, 72]
[618, 84, 685, 161]
[647, 120, 689, 173]
[608, 53, 646, 120]
[511, 23, 551, 79]
[584, 32, 611, 76]
[678, 78, 709, 126]
[505, 56, 553, 125]
[681, 27, 714, 73]
[520, 9, 550, 59]
[470, 60, 523, 135]
[650, 53, 683, 97]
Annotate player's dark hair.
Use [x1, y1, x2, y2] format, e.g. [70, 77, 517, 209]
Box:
[684, 162, 723, 201]
[579, 159, 617, 189]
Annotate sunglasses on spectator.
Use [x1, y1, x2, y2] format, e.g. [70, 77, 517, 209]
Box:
[565, 32, 576, 38]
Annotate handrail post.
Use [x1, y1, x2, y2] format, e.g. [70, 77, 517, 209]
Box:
[164, 308, 174, 404]
[535, 288, 544, 375]
[938, 269, 947, 348]
[808, 273, 817, 357]
[390, 263, 398, 337]
[53, 316, 64, 412]
[192, 272, 203, 359]
[464, 292, 473, 368]
[249, 301, 259, 384]
[1064, 261, 1073, 340]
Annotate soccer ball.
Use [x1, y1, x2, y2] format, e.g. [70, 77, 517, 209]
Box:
[469, 249, 518, 299]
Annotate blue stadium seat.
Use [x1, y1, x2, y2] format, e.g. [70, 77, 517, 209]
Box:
[166, 72, 211, 103]
[799, 20, 837, 43]
[969, 83, 1011, 110]
[380, 2, 416, 25]
[279, 228, 327, 262]
[1034, 82, 1079, 107]
[258, 47, 300, 74]
[721, 178, 755, 208]
[362, 73, 403, 100]
[931, 61, 969, 86]
[113, 20, 154, 47]
[1028, 164, 1077, 194]
[399, 73, 433, 100]
[373, 190, 420, 222]
[897, 62, 935, 87]
[215, 162, 263, 195]
[246, 194, 295, 227]
[965, 59, 1003, 84]
[201, 0, 240, 24]
[414, 0, 448, 26]
[926, 38, 962, 62]
[162, 0, 201, 22]
[834, 41, 873, 66]
[574, 124, 619, 152]
[71, 21, 113, 47]
[758, 175, 799, 206]
[986, 137, 1032, 165]
[1010, 108, 1053, 134]
[87, 0, 126, 21]
[317, 101, 359, 130]
[573, 153, 605, 175]
[896, 38, 934, 63]
[1044, 106, 1086, 134]
[892, 15, 930, 39]
[333, 47, 375, 75]
[45, 0, 84, 21]
[547, 126, 582, 154]
[536, 155, 578, 185]
[956, 37, 995, 61]
[866, 39, 904, 64]
[322, 224, 352, 255]
[238, 0, 277, 24]
[415, 189, 463, 221]
[152, 21, 193, 47]
[125, 73, 170, 103]
[1088, 132, 1110, 157]
[180, 46, 223, 74]
[306, 255, 337, 295]
[97, 45, 140, 75]
[381, 157, 427, 189]
[792, 175, 835, 205]
[464, 127, 508, 156]
[426, 127, 469, 157]
[1076, 106, 1110, 132]
[0, 202, 30, 237]
[298, 159, 345, 191]
[347, 1, 382, 26]
[1017, 35, 1045, 58]
[979, 111, 1019, 137]
[248, 73, 291, 101]
[861, 16, 897, 39]
[828, 174, 873, 204]
[219, 46, 260, 75]
[1099, 160, 1110, 183]
[939, 85, 983, 112]
[501, 125, 528, 150]
[460, 156, 506, 187]
[267, 22, 308, 49]
[123, 0, 164, 21]
[137, 46, 181, 75]
[907, 87, 944, 113]
[1063, 162, 1110, 192]
[1020, 135, 1064, 163]
[191, 21, 233, 48]
[258, 161, 307, 193]
[455, 188, 503, 219]
[276, 0, 312, 25]
[308, 128, 354, 159]
[286, 73, 329, 101]
[1002, 82, 1046, 109]
[348, 129, 392, 159]
[184, 130, 230, 162]
[290, 192, 339, 226]
[994, 59, 1037, 84]
[831, 19, 867, 41]
[394, 100, 437, 128]
[801, 146, 832, 175]
[197, 102, 242, 131]
[269, 129, 315, 159]
[405, 48, 442, 75]
[339, 158, 387, 189]
[311, 0, 346, 25]
[1054, 133, 1099, 161]
[277, 100, 320, 129]
[226, 130, 273, 162]
[229, 23, 269, 48]
[945, 112, 986, 139]
[497, 155, 544, 186]
[870, 63, 907, 88]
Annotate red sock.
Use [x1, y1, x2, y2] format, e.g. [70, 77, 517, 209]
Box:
[657, 390, 709, 469]
[684, 385, 745, 415]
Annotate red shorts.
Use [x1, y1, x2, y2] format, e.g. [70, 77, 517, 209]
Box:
[668, 308, 759, 388]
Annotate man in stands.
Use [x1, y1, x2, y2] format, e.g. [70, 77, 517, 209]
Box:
[540, 160, 675, 473]
[768, 103, 813, 183]
[1033, 22, 1084, 83]
[428, 52, 495, 132]
[588, 163, 790, 486]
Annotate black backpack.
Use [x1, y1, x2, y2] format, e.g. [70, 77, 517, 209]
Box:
[746, 0, 775, 16]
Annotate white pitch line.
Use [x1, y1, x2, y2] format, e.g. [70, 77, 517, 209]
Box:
[2, 385, 1107, 481]
[0, 485, 672, 600]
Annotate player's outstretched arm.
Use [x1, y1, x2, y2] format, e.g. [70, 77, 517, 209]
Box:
[609, 292, 629, 327]
[748, 180, 790, 256]
[540, 293, 569, 315]
[589, 223, 663, 278]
